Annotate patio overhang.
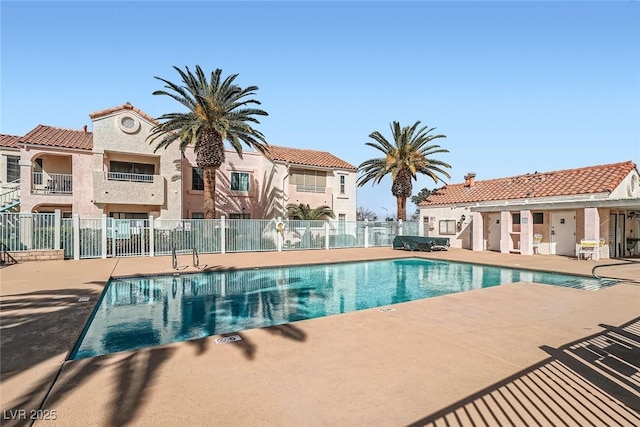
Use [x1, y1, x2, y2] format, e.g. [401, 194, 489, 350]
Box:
[469, 198, 640, 213]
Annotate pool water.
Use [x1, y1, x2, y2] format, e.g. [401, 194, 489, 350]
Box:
[71, 258, 617, 359]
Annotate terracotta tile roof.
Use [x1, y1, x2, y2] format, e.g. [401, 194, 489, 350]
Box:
[264, 145, 357, 171]
[19, 125, 93, 150]
[89, 102, 159, 124]
[0, 134, 20, 148]
[421, 161, 638, 206]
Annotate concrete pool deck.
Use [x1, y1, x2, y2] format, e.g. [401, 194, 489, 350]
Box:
[1, 248, 639, 426]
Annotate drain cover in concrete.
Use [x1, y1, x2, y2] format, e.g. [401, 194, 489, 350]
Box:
[215, 335, 242, 344]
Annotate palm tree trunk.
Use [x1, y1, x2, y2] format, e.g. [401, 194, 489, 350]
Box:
[203, 166, 217, 219]
[397, 196, 407, 221]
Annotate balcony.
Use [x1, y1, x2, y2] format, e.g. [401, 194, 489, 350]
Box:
[93, 171, 164, 205]
[32, 172, 73, 194]
[106, 172, 154, 183]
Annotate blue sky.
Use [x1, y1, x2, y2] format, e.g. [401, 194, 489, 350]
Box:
[2, 1, 639, 219]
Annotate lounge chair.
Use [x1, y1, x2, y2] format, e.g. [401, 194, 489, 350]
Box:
[533, 233, 543, 254]
[392, 236, 450, 252]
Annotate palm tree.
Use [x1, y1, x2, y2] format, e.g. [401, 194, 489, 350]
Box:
[285, 203, 335, 220]
[357, 121, 451, 221]
[147, 65, 268, 219]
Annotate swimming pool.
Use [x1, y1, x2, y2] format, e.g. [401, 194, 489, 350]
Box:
[71, 257, 617, 359]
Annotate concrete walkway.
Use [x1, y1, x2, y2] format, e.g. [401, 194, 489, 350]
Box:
[1, 249, 638, 426]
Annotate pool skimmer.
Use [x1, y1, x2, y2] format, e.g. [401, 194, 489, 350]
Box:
[378, 307, 396, 313]
[78, 297, 90, 302]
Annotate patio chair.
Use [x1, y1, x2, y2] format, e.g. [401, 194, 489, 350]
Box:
[532, 233, 543, 254]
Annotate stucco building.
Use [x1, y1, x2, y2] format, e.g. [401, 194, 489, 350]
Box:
[419, 162, 640, 259]
[0, 103, 358, 220]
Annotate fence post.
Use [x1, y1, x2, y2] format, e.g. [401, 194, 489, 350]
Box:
[325, 220, 330, 250]
[399, 219, 403, 236]
[101, 214, 107, 259]
[148, 215, 155, 257]
[54, 210, 61, 250]
[364, 219, 369, 248]
[73, 214, 80, 260]
[220, 215, 226, 254]
[277, 217, 282, 252]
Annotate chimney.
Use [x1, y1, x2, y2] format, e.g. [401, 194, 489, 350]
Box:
[83, 125, 88, 133]
[464, 172, 476, 187]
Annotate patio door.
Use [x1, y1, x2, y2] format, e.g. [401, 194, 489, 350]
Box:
[609, 213, 625, 258]
[487, 213, 501, 251]
[550, 212, 576, 256]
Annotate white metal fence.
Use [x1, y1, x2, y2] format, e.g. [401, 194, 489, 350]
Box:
[0, 212, 418, 260]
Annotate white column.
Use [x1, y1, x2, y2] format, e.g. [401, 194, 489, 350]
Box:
[54, 210, 61, 250]
[584, 207, 601, 259]
[101, 214, 107, 259]
[583, 207, 600, 241]
[364, 219, 369, 248]
[500, 211, 511, 253]
[519, 210, 533, 255]
[220, 215, 226, 254]
[148, 215, 155, 257]
[73, 214, 80, 260]
[471, 211, 484, 251]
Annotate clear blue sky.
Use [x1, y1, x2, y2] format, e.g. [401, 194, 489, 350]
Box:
[2, 1, 639, 219]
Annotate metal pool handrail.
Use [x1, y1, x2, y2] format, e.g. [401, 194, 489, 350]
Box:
[172, 246, 187, 270]
[192, 247, 207, 270]
[592, 259, 640, 281]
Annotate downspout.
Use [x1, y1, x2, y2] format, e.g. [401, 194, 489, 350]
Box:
[282, 163, 290, 218]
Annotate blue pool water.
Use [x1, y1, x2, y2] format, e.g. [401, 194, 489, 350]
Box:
[71, 258, 617, 359]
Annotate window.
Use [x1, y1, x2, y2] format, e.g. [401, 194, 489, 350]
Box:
[192, 168, 204, 191]
[439, 220, 457, 235]
[229, 213, 251, 219]
[230, 172, 250, 192]
[290, 169, 326, 193]
[533, 212, 544, 224]
[6, 155, 19, 182]
[512, 213, 521, 225]
[339, 175, 346, 194]
[191, 212, 204, 219]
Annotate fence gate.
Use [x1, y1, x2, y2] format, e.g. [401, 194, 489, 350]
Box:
[107, 218, 150, 257]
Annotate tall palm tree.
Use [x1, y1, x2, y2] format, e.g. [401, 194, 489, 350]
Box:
[285, 203, 335, 220]
[357, 121, 451, 221]
[147, 65, 268, 219]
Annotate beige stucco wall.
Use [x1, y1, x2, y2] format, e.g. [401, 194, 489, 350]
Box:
[19, 147, 100, 215]
[328, 170, 357, 221]
[182, 148, 274, 219]
[609, 170, 640, 199]
[182, 147, 357, 220]
[91, 110, 182, 219]
[418, 205, 471, 248]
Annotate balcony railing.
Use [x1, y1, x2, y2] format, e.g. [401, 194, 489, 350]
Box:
[295, 184, 326, 193]
[107, 172, 154, 183]
[32, 172, 72, 194]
